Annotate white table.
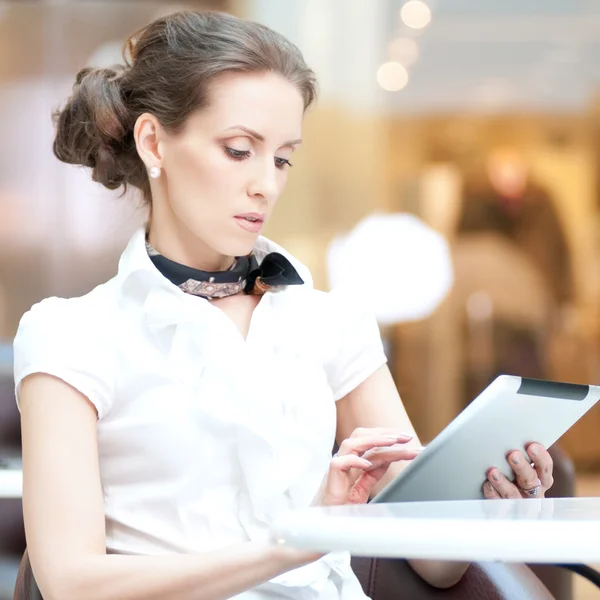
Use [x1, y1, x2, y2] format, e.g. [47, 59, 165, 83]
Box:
[271, 498, 600, 564]
[0, 455, 22, 499]
[0, 348, 19, 499]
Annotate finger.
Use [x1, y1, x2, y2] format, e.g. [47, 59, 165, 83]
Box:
[330, 454, 373, 473]
[322, 455, 375, 506]
[346, 447, 421, 504]
[346, 471, 378, 504]
[364, 444, 422, 456]
[363, 445, 421, 467]
[527, 444, 554, 490]
[358, 454, 420, 485]
[508, 451, 541, 493]
[487, 468, 521, 499]
[483, 480, 501, 499]
[337, 435, 411, 457]
[350, 427, 413, 440]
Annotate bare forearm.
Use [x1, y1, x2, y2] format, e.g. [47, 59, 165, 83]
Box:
[46, 543, 322, 600]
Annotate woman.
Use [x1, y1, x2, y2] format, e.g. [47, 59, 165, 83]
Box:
[14, 10, 554, 600]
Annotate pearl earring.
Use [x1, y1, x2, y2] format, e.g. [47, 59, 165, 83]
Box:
[149, 166, 161, 179]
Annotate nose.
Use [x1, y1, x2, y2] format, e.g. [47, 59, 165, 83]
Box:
[247, 157, 279, 203]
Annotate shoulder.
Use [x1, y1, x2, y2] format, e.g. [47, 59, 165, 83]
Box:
[13, 279, 122, 418]
[16, 278, 120, 341]
[14, 278, 123, 375]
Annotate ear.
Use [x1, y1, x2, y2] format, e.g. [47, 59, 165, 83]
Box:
[133, 113, 166, 170]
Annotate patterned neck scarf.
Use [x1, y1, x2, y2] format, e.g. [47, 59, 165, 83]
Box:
[146, 240, 304, 300]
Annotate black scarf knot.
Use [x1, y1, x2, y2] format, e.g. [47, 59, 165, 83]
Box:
[146, 240, 304, 300]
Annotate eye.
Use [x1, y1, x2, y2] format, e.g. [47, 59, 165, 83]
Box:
[224, 146, 251, 160]
[275, 157, 293, 169]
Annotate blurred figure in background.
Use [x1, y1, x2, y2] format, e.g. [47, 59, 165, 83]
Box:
[458, 148, 573, 309]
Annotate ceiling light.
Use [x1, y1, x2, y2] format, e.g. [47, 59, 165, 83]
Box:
[376, 61, 409, 92]
[400, 1, 432, 30]
[388, 37, 420, 66]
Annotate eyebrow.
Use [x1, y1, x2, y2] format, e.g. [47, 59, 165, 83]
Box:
[224, 125, 302, 147]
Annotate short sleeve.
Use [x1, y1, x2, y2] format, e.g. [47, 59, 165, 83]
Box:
[323, 290, 388, 401]
[13, 297, 115, 419]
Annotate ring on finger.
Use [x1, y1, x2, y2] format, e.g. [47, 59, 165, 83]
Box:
[520, 478, 542, 497]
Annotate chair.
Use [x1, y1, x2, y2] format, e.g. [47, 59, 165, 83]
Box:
[13, 551, 41, 600]
[0, 370, 25, 600]
[351, 557, 554, 600]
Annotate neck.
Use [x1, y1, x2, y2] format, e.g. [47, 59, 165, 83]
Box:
[147, 223, 234, 272]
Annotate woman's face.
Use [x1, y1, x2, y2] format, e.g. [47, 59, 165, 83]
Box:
[150, 71, 305, 266]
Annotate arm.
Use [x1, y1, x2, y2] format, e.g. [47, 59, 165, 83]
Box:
[335, 365, 469, 589]
[20, 373, 321, 600]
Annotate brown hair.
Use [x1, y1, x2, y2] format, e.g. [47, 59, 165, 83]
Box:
[52, 11, 317, 202]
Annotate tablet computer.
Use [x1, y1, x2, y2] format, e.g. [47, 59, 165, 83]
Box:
[372, 375, 600, 504]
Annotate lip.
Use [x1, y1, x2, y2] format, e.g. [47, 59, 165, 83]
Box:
[234, 213, 265, 234]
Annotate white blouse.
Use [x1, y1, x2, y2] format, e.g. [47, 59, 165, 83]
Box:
[13, 228, 388, 600]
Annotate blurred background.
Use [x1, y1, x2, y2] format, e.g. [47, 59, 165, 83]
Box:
[0, 0, 600, 598]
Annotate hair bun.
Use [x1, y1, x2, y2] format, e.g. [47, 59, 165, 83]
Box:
[53, 65, 135, 191]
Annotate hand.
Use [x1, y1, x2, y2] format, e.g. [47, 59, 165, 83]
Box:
[483, 443, 554, 500]
[319, 428, 420, 506]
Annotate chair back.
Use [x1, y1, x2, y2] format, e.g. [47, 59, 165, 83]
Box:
[13, 549, 42, 600]
[351, 557, 555, 600]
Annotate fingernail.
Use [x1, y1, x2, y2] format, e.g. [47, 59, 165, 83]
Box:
[492, 471, 500, 482]
[530, 446, 538, 457]
[511, 455, 520, 465]
[486, 482, 494, 492]
[397, 432, 413, 438]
